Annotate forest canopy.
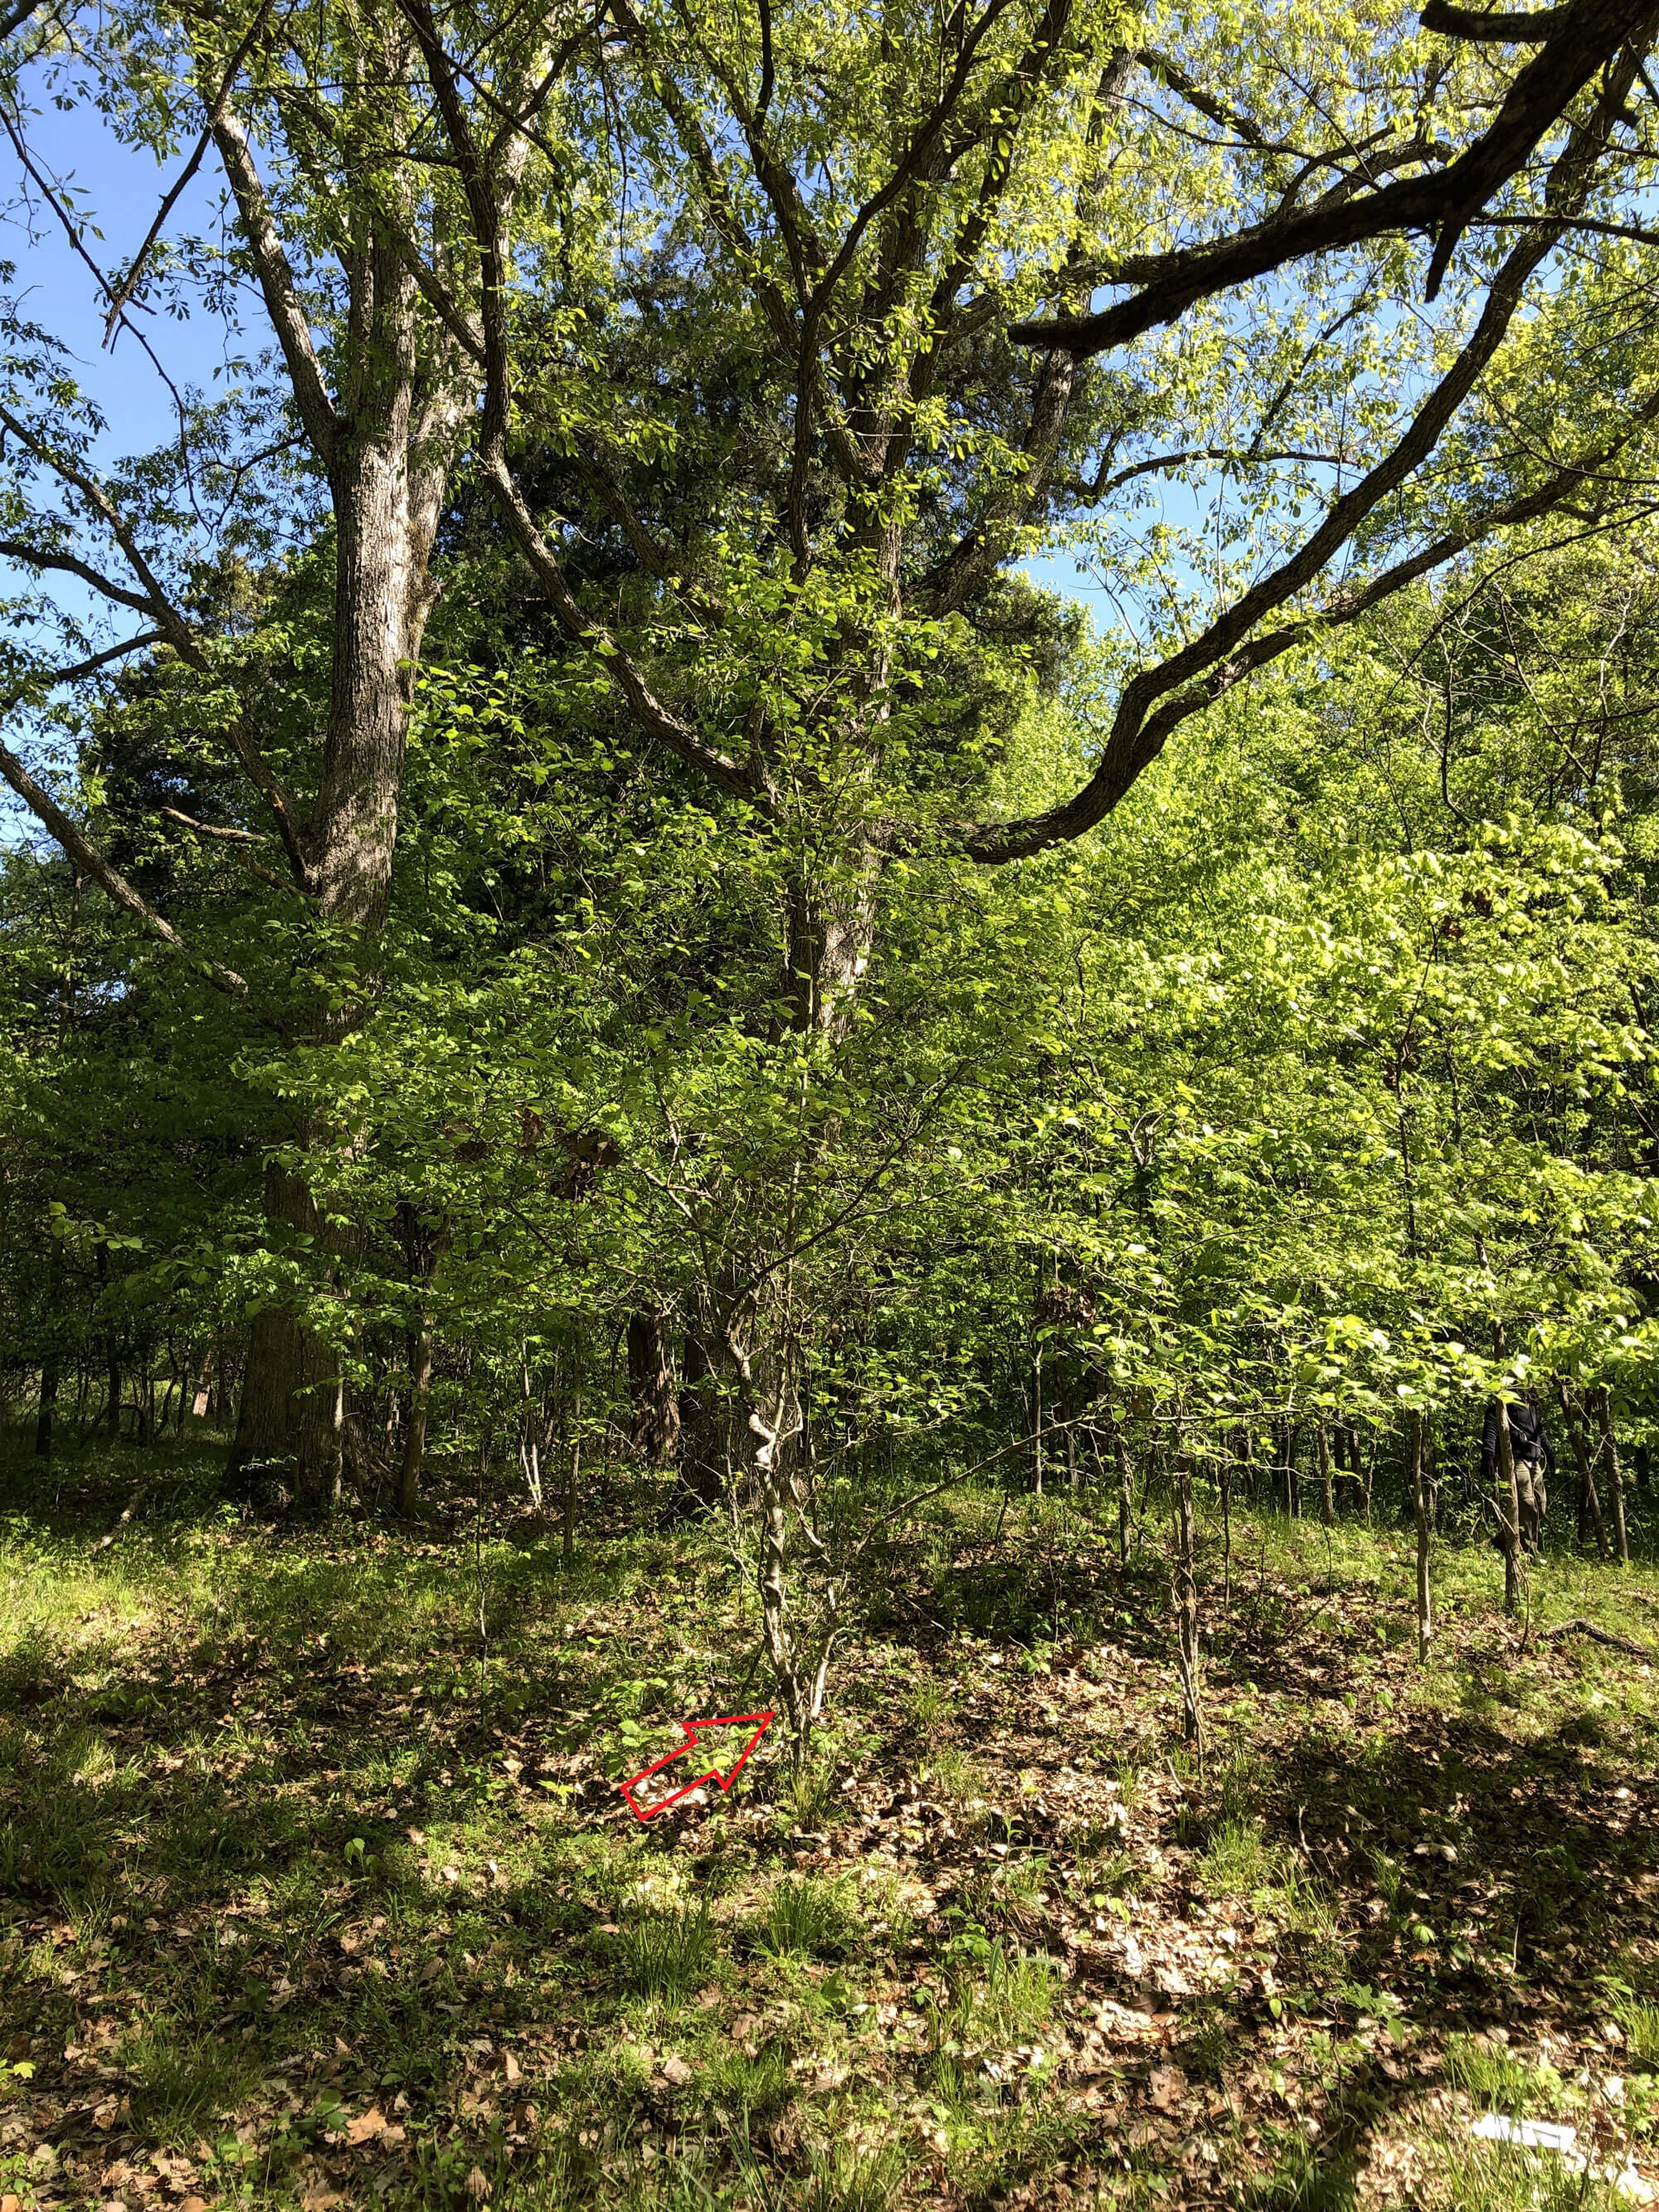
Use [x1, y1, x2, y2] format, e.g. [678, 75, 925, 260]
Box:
[2, 0, 1657, 1595]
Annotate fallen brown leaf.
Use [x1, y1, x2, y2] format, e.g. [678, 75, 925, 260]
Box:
[347, 2107, 387, 2145]
[1149, 2065, 1188, 2113]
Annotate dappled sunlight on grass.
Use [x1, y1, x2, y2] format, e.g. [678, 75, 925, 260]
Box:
[0, 1467, 1654, 2207]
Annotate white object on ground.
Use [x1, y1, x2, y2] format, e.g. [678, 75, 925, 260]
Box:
[1469, 2114, 1578, 2153]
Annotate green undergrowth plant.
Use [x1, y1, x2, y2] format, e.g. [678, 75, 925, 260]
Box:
[1444, 2035, 1564, 2122]
[1616, 1996, 1659, 2069]
[620, 1900, 718, 2000]
[799, 2136, 911, 2212]
[758, 1874, 854, 1960]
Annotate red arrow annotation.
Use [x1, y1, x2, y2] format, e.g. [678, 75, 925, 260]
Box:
[619, 1712, 775, 1823]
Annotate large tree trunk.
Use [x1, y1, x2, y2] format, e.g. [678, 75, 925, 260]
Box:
[228, 237, 461, 1505]
[227, 1159, 343, 1508]
[627, 1310, 680, 1467]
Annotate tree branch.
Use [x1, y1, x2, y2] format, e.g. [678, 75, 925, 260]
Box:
[203, 85, 340, 466]
[44, 631, 165, 680]
[0, 735, 247, 993]
[1009, 0, 1659, 354]
[948, 70, 1648, 862]
[1422, 0, 1574, 38]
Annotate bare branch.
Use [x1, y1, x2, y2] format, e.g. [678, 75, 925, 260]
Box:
[101, 126, 212, 345]
[0, 537, 158, 617]
[0, 734, 247, 994]
[158, 804, 260, 843]
[44, 631, 165, 680]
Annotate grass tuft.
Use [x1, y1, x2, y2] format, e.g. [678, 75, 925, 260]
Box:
[620, 1899, 717, 1999]
[759, 1874, 853, 1960]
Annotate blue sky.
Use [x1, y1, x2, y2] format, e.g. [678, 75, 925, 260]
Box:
[3, 71, 232, 480]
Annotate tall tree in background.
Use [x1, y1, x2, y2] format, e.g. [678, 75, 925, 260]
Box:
[0, 0, 577, 1495]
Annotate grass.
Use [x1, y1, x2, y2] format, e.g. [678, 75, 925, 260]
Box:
[758, 1876, 854, 1960]
[620, 1900, 718, 1998]
[0, 1426, 1657, 2208]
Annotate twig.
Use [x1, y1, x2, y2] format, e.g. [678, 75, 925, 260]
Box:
[1530, 1616, 1656, 1661]
[91, 1482, 151, 1553]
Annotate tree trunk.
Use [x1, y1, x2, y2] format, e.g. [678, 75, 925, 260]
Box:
[1494, 1401, 1522, 1613]
[1171, 1448, 1204, 1763]
[1113, 1421, 1134, 1568]
[1220, 1435, 1233, 1612]
[223, 154, 479, 1499]
[34, 1349, 59, 1461]
[1410, 1412, 1433, 1663]
[562, 1396, 580, 1571]
[1591, 1388, 1628, 1566]
[1316, 1419, 1335, 1525]
[227, 1159, 343, 1507]
[189, 1341, 217, 1419]
[398, 1320, 433, 1516]
[1556, 1380, 1608, 1560]
[674, 1325, 727, 1514]
[627, 1310, 680, 1466]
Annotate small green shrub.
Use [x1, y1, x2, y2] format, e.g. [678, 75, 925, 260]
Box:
[121, 2026, 256, 2142]
[1617, 1997, 1659, 2068]
[702, 2038, 794, 2118]
[1443, 2033, 1554, 2119]
[0, 1630, 60, 1709]
[1197, 1817, 1279, 1895]
[800, 2137, 908, 2212]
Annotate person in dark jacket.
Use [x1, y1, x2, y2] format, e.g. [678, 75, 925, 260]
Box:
[1480, 1393, 1554, 1550]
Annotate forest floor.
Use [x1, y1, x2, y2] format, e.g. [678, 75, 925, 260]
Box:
[1, 1435, 1658, 2212]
